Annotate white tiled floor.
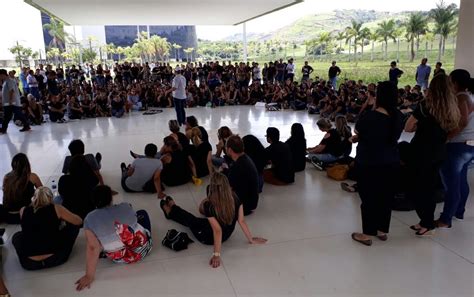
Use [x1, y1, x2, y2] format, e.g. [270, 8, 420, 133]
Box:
[0, 106, 473, 297]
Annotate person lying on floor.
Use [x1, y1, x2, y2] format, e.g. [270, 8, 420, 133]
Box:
[160, 172, 267, 268]
[76, 185, 152, 291]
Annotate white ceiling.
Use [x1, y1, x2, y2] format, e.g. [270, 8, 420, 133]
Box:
[25, 0, 302, 26]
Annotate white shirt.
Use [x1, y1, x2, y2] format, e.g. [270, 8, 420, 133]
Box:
[2, 78, 21, 107]
[172, 74, 187, 100]
[27, 74, 38, 88]
[286, 63, 295, 74]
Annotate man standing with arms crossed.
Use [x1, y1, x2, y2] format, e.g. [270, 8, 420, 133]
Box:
[0, 69, 31, 134]
[171, 67, 187, 126]
[415, 58, 431, 91]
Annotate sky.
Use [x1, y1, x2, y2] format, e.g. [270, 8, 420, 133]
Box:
[196, 0, 460, 40]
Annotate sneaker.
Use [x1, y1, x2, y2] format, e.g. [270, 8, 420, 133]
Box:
[19, 127, 31, 132]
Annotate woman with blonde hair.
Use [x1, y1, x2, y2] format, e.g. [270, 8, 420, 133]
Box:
[12, 186, 82, 270]
[189, 127, 213, 178]
[404, 74, 461, 236]
[160, 172, 267, 268]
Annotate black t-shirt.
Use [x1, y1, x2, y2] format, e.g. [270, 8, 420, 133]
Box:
[111, 99, 124, 110]
[355, 110, 404, 166]
[410, 102, 447, 164]
[302, 65, 313, 77]
[389, 68, 403, 85]
[265, 141, 295, 183]
[49, 101, 64, 112]
[161, 150, 192, 186]
[328, 66, 341, 78]
[191, 142, 212, 178]
[227, 155, 259, 215]
[58, 173, 99, 219]
[320, 129, 344, 156]
[203, 195, 241, 241]
[285, 137, 307, 172]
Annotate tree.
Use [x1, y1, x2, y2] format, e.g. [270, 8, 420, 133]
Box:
[405, 12, 428, 62]
[43, 17, 69, 51]
[368, 31, 379, 62]
[336, 31, 346, 53]
[422, 32, 436, 60]
[172, 43, 182, 61]
[104, 43, 117, 61]
[345, 20, 364, 62]
[393, 28, 404, 62]
[431, 0, 458, 61]
[9, 42, 33, 67]
[47, 47, 61, 64]
[149, 35, 171, 61]
[359, 28, 371, 60]
[317, 32, 332, 61]
[183, 47, 194, 62]
[82, 48, 97, 63]
[376, 20, 397, 60]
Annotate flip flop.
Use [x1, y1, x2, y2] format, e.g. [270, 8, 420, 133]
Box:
[160, 199, 170, 220]
[351, 233, 372, 246]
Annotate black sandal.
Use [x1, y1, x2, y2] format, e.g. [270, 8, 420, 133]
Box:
[160, 199, 171, 220]
[351, 233, 372, 246]
[416, 228, 434, 237]
[410, 225, 421, 231]
[376, 234, 388, 241]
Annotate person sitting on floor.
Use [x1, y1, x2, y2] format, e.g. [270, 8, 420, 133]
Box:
[12, 187, 82, 270]
[121, 143, 165, 199]
[242, 135, 267, 193]
[76, 185, 152, 291]
[285, 123, 307, 172]
[189, 127, 213, 178]
[160, 172, 267, 268]
[307, 118, 345, 167]
[1, 153, 43, 224]
[59, 155, 100, 219]
[226, 135, 260, 215]
[212, 126, 234, 168]
[185, 115, 209, 143]
[62, 139, 104, 185]
[263, 127, 295, 185]
[159, 136, 193, 187]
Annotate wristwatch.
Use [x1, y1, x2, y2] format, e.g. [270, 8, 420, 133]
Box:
[212, 252, 221, 257]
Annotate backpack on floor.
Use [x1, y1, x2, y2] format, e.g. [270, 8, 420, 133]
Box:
[162, 229, 194, 252]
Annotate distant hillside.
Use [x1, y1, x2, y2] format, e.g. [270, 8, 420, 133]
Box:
[224, 9, 419, 43]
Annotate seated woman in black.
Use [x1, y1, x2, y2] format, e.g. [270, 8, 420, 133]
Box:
[159, 136, 192, 187]
[68, 96, 83, 119]
[307, 118, 344, 164]
[335, 115, 353, 158]
[160, 172, 267, 268]
[285, 123, 307, 172]
[242, 135, 267, 193]
[59, 155, 100, 219]
[212, 126, 233, 167]
[2, 153, 43, 224]
[185, 115, 209, 143]
[189, 127, 213, 178]
[12, 187, 82, 270]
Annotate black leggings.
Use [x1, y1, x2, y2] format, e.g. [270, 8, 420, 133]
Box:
[168, 206, 215, 245]
[12, 224, 80, 270]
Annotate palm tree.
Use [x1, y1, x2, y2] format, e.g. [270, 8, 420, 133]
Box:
[149, 35, 171, 61]
[184, 48, 194, 62]
[172, 43, 182, 61]
[376, 20, 397, 60]
[359, 28, 371, 60]
[422, 32, 435, 60]
[103, 43, 116, 61]
[431, 0, 458, 61]
[43, 17, 69, 51]
[368, 31, 379, 62]
[405, 12, 428, 62]
[336, 31, 346, 53]
[345, 20, 364, 62]
[116, 46, 125, 62]
[317, 32, 332, 61]
[393, 28, 404, 62]
[47, 47, 61, 64]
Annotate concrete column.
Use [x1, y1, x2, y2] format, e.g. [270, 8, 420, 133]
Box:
[243, 23, 248, 63]
[455, 0, 474, 75]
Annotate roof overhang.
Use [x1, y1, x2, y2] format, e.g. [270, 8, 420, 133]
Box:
[24, 0, 303, 26]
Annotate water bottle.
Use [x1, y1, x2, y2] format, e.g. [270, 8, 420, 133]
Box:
[51, 180, 58, 197]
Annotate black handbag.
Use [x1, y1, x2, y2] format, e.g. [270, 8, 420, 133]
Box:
[162, 229, 194, 251]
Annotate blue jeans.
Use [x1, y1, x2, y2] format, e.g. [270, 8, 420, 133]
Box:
[136, 210, 151, 232]
[308, 153, 339, 163]
[174, 98, 186, 126]
[440, 143, 474, 224]
[329, 77, 337, 89]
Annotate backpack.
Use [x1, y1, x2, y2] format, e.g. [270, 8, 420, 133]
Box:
[162, 229, 194, 251]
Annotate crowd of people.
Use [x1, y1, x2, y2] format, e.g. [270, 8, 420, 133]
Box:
[0, 56, 473, 293]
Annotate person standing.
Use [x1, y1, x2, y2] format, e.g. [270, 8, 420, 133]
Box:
[0, 69, 31, 134]
[285, 58, 296, 82]
[301, 61, 314, 82]
[171, 67, 187, 126]
[434, 62, 446, 77]
[389, 61, 404, 86]
[415, 58, 431, 90]
[351, 81, 404, 246]
[328, 61, 341, 89]
[436, 69, 474, 228]
[404, 74, 460, 236]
